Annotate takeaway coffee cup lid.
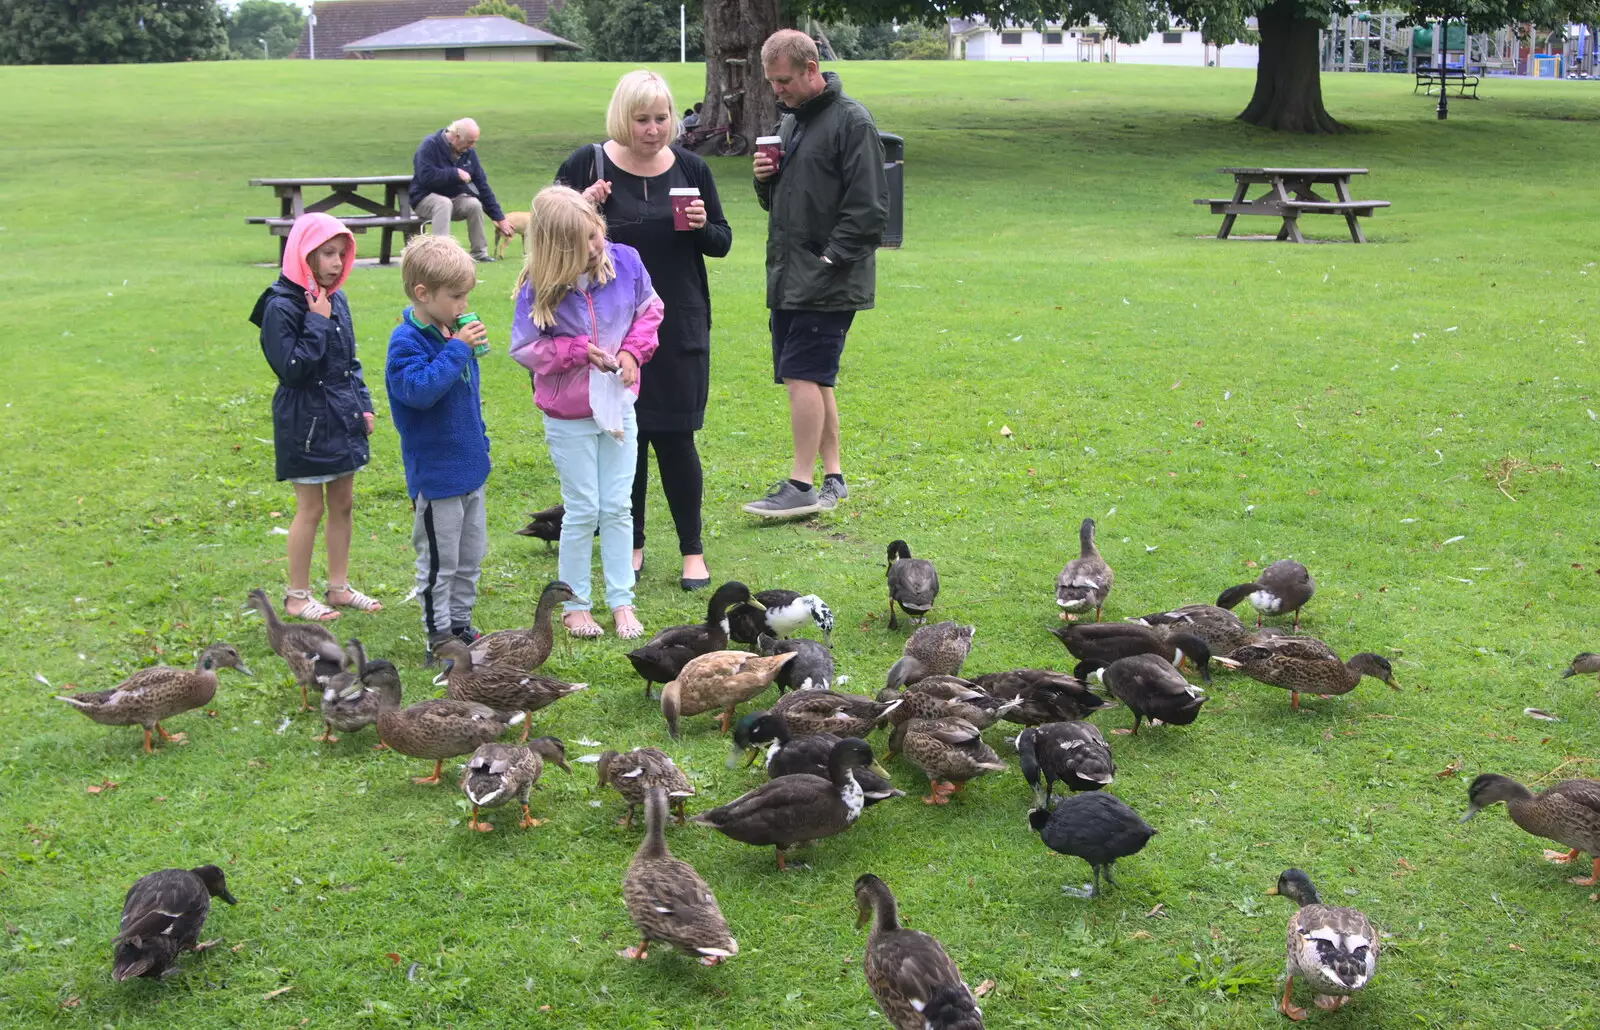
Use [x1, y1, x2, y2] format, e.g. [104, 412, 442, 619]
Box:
[669, 187, 700, 195]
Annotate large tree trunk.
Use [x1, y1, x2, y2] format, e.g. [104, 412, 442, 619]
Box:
[698, 0, 779, 156]
[1238, 0, 1345, 134]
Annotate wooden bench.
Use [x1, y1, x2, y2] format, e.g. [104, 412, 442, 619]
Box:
[248, 175, 421, 265]
[1414, 65, 1480, 98]
[1196, 168, 1390, 243]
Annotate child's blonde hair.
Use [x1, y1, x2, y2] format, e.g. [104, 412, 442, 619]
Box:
[606, 70, 676, 148]
[515, 185, 614, 329]
[401, 234, 476, 300]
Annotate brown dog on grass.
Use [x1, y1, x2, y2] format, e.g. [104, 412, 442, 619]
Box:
[493, 211, 530, 260]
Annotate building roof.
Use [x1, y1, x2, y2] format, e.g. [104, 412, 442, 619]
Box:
[293, 0, 552, 59]
[344, 15, 578, 51]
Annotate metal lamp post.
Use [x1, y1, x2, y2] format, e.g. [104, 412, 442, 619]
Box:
[260, 36, 270, 60]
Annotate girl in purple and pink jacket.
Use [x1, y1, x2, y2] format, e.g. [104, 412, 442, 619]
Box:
[510, 185, 662, 640]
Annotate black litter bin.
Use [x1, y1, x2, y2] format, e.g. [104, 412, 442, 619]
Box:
[879, 132, 903, 249]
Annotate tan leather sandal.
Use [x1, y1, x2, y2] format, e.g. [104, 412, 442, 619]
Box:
[285, 588, 339, 622]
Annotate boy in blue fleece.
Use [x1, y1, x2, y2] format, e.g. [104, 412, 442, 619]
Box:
[385, 235, 492, 659]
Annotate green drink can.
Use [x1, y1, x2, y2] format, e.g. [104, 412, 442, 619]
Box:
[458, 312, 489, 357]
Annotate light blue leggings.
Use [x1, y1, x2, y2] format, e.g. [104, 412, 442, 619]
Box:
[543, 409, 637, 612]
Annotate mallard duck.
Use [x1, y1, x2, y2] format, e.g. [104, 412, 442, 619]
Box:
[1130, 604, 1271, 655]
[1460, 773, 1600, 886]
[728, 712, 905, 806]
[1050, 623, 1214, 684]
[1217, 559, 1315, 630]
[315, 639, 393, 744]
[660, 650, 793, 739]
[1028, 791, 1155, 897]
[372, 672, 524, 785]
[514, 502, 564, 549]
[900, 717, 1007, 805]
[729, 590, 834, 646]
[970, 670, 1116, 725]
[1560, 652, 1600, 690]
[625, 581, 758, 699]
[245, 588, 344, 710]
[690, 737, 881, 870]
[56, 643, 250, 753]
[596, 747, 696, 826]
[887, 621, 975, 688]
[1213, 637, 1396, 710]
[1089, 654, 1207, 735]
[771, 686, 901, 738]
[460, 737, 570, 832]
[112, 864, 236, 981]
[1017, 721, 1115, 805]
[1266, 868, 1379, 1020]
[758, 634, 835, 692]
[468, 580, 574, 670]
[435, 638, 586, 741]
[886, 540, 939, 630]
[620, 786, 738, 965]
[1055, 518, 1113, 621]
[855, 873, 984, 1030]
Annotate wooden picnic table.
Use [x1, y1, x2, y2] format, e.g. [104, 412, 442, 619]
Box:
[247, 175, 425, 265]
[1194, 167, 1391, 244]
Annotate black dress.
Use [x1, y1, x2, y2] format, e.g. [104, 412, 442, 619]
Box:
[555, 144, 732, 434]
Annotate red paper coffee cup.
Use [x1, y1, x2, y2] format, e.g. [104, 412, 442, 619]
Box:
[670, 187, 700, 231]
[756, 135, 783, 165]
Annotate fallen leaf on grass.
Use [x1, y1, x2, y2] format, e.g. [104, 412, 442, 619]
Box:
[538, 1005, 552, 1011]
[86, 780, 118, 794]
[1509, 943, 1525, 952]
[231, 941, 249, 953]
[269, 511, 282, 518]
[973, 979, 995, 997]
[262, 986, 293, 1000]
[59, 996, 80, 1009]
[1396, 858, 1416, 874]
[1435, 759, 1462, 778]
[152, 796, 166, 803]
[385, 952, 401, 964]
[1146, 903, 1166, 919]
[1129, 930, 1153, 940]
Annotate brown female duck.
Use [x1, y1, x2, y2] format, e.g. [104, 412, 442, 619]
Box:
[316, 639, 395, 744]
[460, 737, 570, 832]
[246, 588, 343, 710]
[620, 787, 738, 965]
[1214, 636, 1396, 710]
[596, 747, 696, 826]
[434, 638, 587, 741]
[886, 621, 975, 688]
[1266, 868, 1379, 1021]
[900, 717, 1007, 805]
[855, 873, 984, 1030]
[468, 580, 574, 670]
[56, 643, 250, 753]
[660, 650, 794, 738]
[372, 673, 524, 785]
[1460, 773, 1600, 886]
[771, 687, 901, 738]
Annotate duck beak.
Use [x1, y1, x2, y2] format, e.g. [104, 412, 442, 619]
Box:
[867, 761, 891, 779]
[1560, 667, 1576, 678]
[726, 745, 755, 769]
[1458, 804, 1481, 823]
[219, 889, 239, 905]
[557, 760, 572, 774]
[1387, 675, 1402, 691]
[1263, 886, 1279, 896]
[236, 664, 254, 677]
[855, 904, 869, 930]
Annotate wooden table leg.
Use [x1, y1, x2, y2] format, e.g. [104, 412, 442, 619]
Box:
[1277, 216, 1304, 243]
[1217, 180, 1248, 239]
[1331, 176, 1367, 243]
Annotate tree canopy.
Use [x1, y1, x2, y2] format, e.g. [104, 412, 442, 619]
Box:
[464, 0, 526, 22]
[223, 0, 303, 59]
[0, 0, 227, 64]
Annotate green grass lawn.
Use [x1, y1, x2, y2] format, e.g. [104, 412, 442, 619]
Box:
[1, 58, 1598, 1029]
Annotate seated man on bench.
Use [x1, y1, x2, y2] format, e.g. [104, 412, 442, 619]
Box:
[410, 118, 514, 263]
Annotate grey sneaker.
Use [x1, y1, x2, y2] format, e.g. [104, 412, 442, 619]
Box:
[818, 478, 848, 510]
[742, 480, 821, 518]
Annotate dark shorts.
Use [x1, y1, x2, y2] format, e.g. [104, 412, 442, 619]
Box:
[770, 309, 856, 388]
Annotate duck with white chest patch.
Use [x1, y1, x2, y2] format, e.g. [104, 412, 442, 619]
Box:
[1266, 868, 1379, 1021]
[728, 589, 834, 646]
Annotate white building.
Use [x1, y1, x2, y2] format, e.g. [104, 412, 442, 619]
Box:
[948, 18, 1259, 69]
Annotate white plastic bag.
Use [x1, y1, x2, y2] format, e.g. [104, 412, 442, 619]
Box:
[589, 366, 634, 442]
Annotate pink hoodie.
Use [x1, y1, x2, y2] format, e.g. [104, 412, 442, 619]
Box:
[282, 213, 355, 296]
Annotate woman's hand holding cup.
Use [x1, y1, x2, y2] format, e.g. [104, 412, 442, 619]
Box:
[586, 341, 619, 373]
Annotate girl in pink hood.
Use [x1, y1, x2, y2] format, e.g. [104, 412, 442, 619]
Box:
[249, 213, 382, 622]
